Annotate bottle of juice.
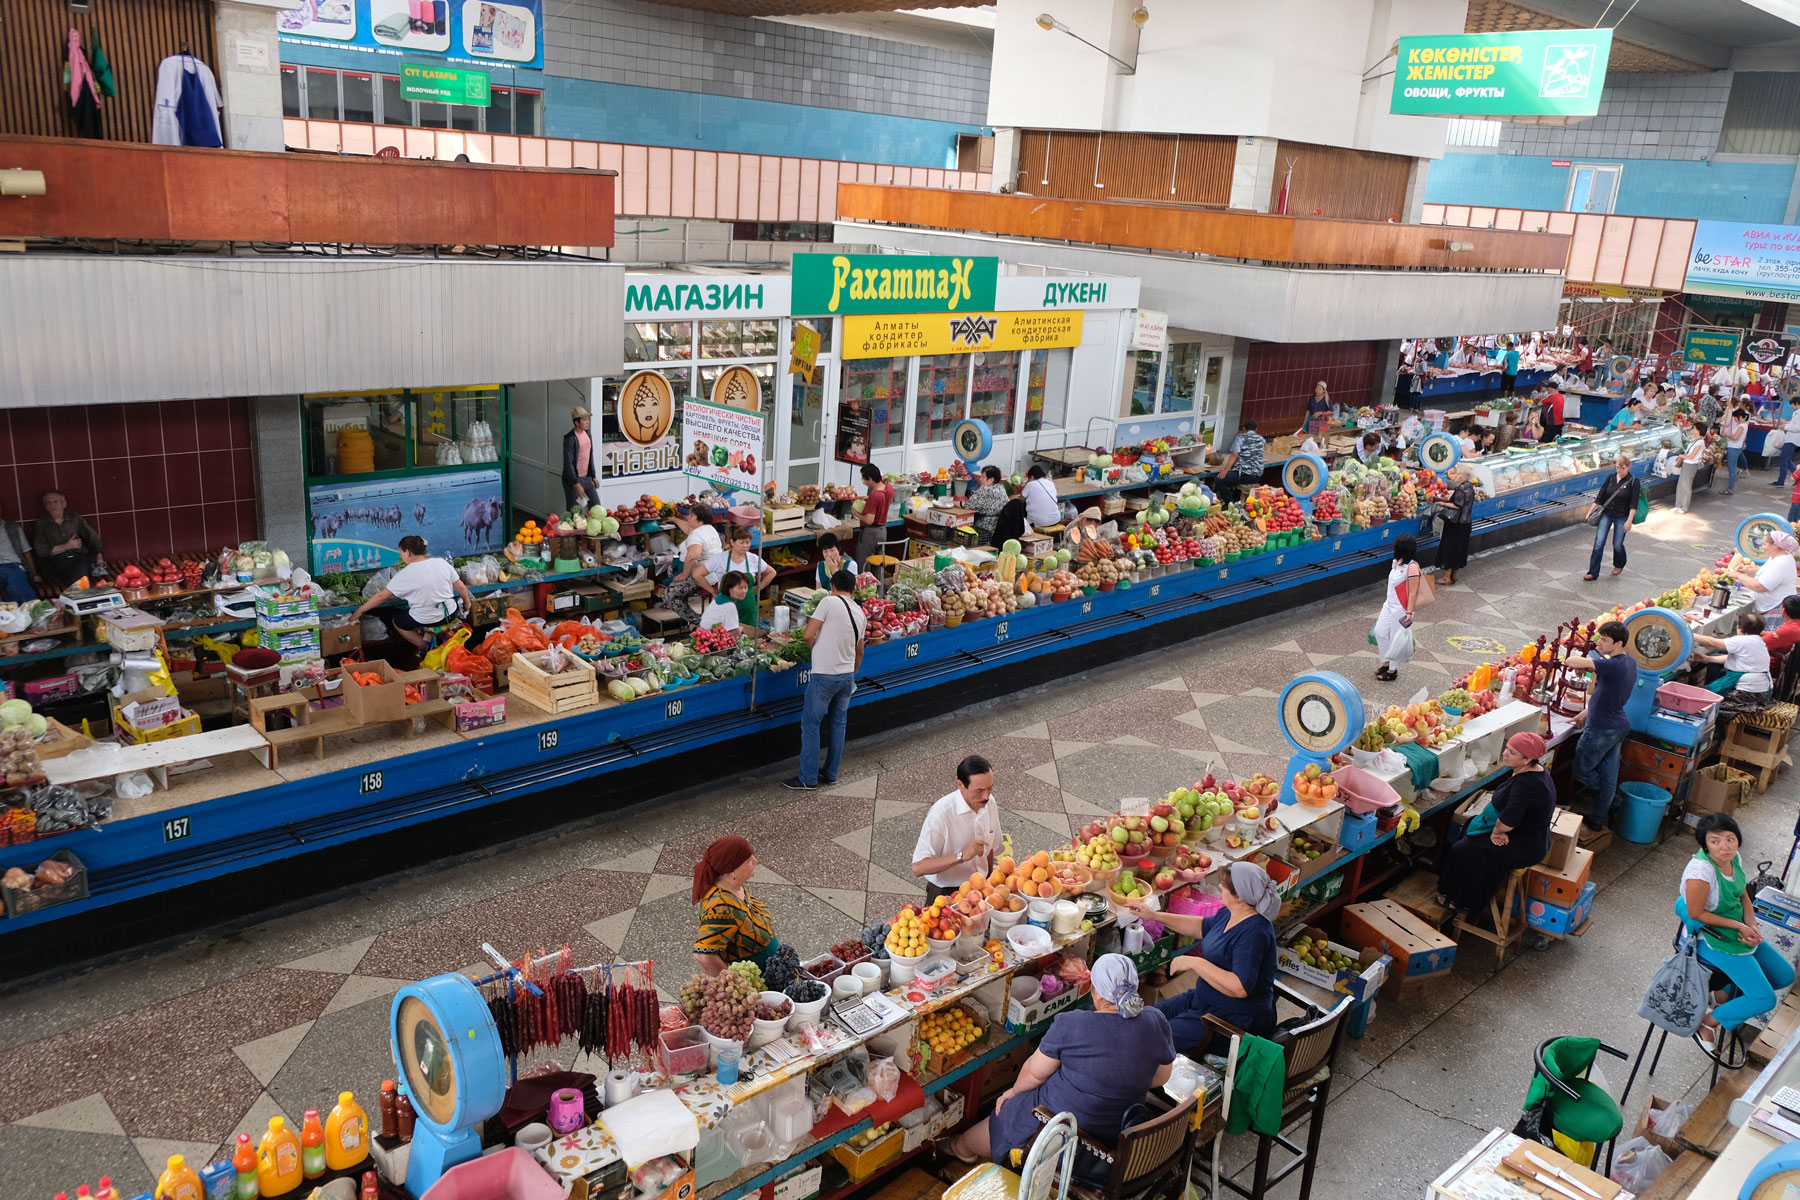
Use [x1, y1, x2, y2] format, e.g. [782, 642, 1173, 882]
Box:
[257, 1117, 304, 1197]
[96, 1178, 119, 1200]
[230, 1133, 258, 1200]
[360, 1171, 378, 1200]
[76, 1186, 91, 1200]
[300, 1109, 326, 1180]
[325, 1091, 371, 1171]
[154, 1154, 203, 1200]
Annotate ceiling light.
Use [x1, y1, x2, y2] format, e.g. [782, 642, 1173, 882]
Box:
[1036, 13, 1060, 31]
[1131, 5, 1149, 26]
[1034, 11, 1136, 73]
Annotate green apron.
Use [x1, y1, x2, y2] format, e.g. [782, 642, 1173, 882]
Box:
[1696, 850, 1751, 956]
[723, 553, 761, 627]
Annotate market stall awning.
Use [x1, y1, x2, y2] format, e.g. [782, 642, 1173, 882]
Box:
[0, 256, 625, 407]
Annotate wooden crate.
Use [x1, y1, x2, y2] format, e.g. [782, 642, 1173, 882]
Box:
[1720, 719, 1792, 795]
[33, 718, 91, 761]
[507, 650, 600, 714]
[603, 576, 654, 602]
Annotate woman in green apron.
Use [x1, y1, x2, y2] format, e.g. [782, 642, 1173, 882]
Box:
[1681, 812, 1794, 1055]
[706, 524, 776, 629]
[693, 836, 782, 976]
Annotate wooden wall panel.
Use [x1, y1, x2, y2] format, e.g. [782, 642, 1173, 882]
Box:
[1267, 141, 1412, 223]
[1014, 130, 1233, 207]
[0, 0, 217, 145]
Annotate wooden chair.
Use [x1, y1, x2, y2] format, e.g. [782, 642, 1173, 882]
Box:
[1201, 985, 1354, 1200]
[1025, 1092, 1198, 1200]
[1454, 867, 1529, 964]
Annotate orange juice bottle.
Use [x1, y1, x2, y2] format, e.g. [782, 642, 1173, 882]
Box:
[325, 1091, 370, 1171]
[231, 1133, 258, 1200]
[96, 1178, 120, 1200]
[154, 1154, 203, 1200]
[257, 1117, 304, 1197]
[300, 1109, 326, 1180]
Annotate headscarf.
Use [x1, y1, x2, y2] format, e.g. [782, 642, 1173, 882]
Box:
[1769, 531, 1798, 556]
[1090, 953, 1143, 1018]
[692, 835, 754, 904]
[1227, 862, 1282, 922]
[1507, 731, 1547, 762]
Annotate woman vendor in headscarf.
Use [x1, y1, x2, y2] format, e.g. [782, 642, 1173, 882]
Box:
[946, 954, 1175, 1165]
[1436, 732, 1555, 914]
[692, 836, 780, 977]
[1129, 862, 1280, 1053]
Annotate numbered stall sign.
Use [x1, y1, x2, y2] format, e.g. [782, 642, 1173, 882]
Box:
[538, 729, 560, 752]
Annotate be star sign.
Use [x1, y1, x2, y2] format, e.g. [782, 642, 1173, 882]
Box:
[1390, 29, 1611, 118]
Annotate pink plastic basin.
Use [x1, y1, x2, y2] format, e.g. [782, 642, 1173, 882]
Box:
[1657, 681, 1721, 714]
[1332, 764, 1402, 815]
[422, 1147, 565, 1200]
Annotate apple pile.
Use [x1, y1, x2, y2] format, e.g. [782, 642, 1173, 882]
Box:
[1157, 536, 1202, 565]
[609, 495, 663, 524]
[1170, 844, 1212, 882]
[1311, 489, 1343, 521]
[1291, 762, 1338, 803]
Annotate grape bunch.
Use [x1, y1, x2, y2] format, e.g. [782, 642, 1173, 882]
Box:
[785, 977, 826, 1004]
[679, 974, 710, 1023]
[698, 970, 758, 1041]
[754, 999, 791, 1022]
[762, 944, 802, 992]
[727, 959, 765, 993]
[862, 923, 892, 961]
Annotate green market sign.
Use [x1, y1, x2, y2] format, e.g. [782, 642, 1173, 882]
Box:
[1684, 328, 1742, 366]
[399, 62, 490, 106]
[792, 253, 997, 316]
[1390, 29, 1611, 118]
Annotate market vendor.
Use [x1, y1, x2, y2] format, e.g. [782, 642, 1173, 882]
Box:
[966, 465, 1009, 545]
[813, 532, 856, 589]
[692, 835, 780, 976]
[1696, 611, 1775, 721]
[1130, 861, 1279, 1054]
[1300, 381, 1332, 435]
[1730, 530, 1798, 621]
[1355, 432, 1383, 464]
[946, 954, 1175, 1166]
[0, 505, 43, 602]
[348, 535, 475, 649]
[33, 490, 103, 589]
[855, 463, 894, 564]
[703, 523, 775, 628]
[1214, 420, 1266, 504]
[561, 405, 600, 509]
[698, 572, 747, 633]
[664, 504, 722, 617]
[1604, 398, 1643, 432]
[912, 754, 1003, 902]
[1435, 733, 1555, 913]
[1021, 464, 1062, 530]
[1683, 812, 1794, 1057]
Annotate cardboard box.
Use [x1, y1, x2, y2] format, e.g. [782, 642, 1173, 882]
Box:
[1005, 978, 1090, 1033]
[23, 673, 81, 703]
[1275, 936, 1390, 1003]
[764, 1165, 822, 1200]
[1145, 968, 1200, 1003]
[922, 506, 974, 529]
[1690, 763, 1751, 815]
[1527, 846, 1593, 906]
[1340, 899, 1456, 996]
[829, 1129, 904, 1182]
[1545, 809, 1583, 872]
[339, 660, 408, 724]
[1634, 1094, 1684, 1157]
[1526, 880, 1595, 936]
[319, 623, 361, 656]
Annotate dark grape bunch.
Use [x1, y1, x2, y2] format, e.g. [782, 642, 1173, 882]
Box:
[762, 945, 802, 991]
[784, 977, 826, 1003]
[862, 923, 892, 961]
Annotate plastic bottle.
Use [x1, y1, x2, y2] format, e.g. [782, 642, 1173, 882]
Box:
[257, 1117, 304, 1197]
[300, 1109, 326, 1180]
[76, 1185, 91, 1200]
[325, 1091, 370, 1171]
[395, 1093, 416, 1142]
[379, 1080, 399, 1140]
[96, 1178, 119, 1200]
[230, 1133, 258, 1200]
[154, 1154, 204, 1200]
[360, 1171, 379, 1200]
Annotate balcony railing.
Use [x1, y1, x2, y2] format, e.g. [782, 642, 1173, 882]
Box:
[0, 133, 614, 247]
[835, 184, 1570, 274]
[1420, 205, 1693, 291]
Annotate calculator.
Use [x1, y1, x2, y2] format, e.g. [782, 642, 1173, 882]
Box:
[1772, 1085, 1800, 1118]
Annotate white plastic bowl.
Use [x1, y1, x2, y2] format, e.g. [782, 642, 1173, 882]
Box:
[748, 991, 791, 1049]
[988, 906, 1026, 933]
[851, 962, 884, 995]
[1008, 924, 1054, 959]
[701, 1028, 744, 1069]
[1009, 975, 1042, 1006]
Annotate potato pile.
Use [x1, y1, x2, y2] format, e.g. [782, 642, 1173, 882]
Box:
[1353, 493, 1389, 526]
[1076, 558, 1124, 587]
[943, 579, 1015, 622]
[2, 728, 42, 787]
[1389, 484, 1418, 519]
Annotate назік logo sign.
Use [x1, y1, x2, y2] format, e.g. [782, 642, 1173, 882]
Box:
[1539, 43, 1595, 99]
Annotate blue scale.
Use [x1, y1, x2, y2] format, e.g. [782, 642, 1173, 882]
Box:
[390, 973, 508, 1196]
[1281, 454, 1329, 517]
[1617, 606, 1707, 747]
[1417, 431, 1462, 480]
[1736, 512, 1795, 565]
[1276, 671, 1365, 808]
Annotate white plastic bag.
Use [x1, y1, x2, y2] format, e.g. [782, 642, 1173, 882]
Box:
[867, 1055, 900, 1103]
[1649, 1098, 1692, 1138]
[1608, 1136, 1672, 1191]
[114, 772, 155, 799]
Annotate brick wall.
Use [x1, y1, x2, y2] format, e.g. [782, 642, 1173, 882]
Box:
[546, 0, 990, 128]
[1498, 72, 1731, 163]
[1239, 342, 1382, 430]
[3, 401, 259, 566]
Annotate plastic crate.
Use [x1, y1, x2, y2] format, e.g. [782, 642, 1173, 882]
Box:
[659, 1026, 708, 1076]
[827, 1129, 903, 1183]
[2, 849, 88, 917]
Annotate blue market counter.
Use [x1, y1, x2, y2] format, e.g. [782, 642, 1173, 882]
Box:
[1418, 366, 1554, 399]
[0, 461, 1657, 969]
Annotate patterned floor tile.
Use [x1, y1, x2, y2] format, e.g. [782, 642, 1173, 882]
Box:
[231, 1022, 314, 1087]
[13, 1092, 129, 1136]
[0, 1125, 150, 1200]
[277, 936, 375, 976]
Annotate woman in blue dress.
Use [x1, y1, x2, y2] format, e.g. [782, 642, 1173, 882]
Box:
[1132, 862, 1280, 1054]
[948, 955, 1176, 1163]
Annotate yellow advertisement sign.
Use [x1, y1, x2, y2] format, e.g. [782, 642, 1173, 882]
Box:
[841, 310, 1085, 360]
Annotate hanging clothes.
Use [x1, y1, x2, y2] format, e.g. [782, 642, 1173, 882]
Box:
[91, 33, 116, 98]
[64, 29, 103, 139]
[152, 54, 223, 147]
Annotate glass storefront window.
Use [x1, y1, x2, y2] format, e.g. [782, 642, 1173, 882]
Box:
[1164, 344, 1201, 414]
[915, 354, 969, 444]
[1201, 354, 1224, 417]
[969, 351, 1018, 433]
[410, 387, 502, 468]
[306, 68, 338, 120]
[301, 391, 411, 477]
[842, 358, 908, 450]
[281, 66, 301, 118]
[341, 72, 375, 125]
[625, 321, 694, 363]
[1121, 349, 1161, 417]
[382, 75, 407, 126]
[788, 367, 827, 486]
[700, 320, 779, 359]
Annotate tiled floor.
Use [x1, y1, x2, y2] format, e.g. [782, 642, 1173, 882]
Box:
[4, 480, 1793, 1199]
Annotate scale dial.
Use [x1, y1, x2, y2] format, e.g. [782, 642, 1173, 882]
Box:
[951, 419, 993, 467]
[1418, 432, 1462, 475]
[1282, 454, 1328, 499]
[1278, 672, 1365, 757]
[389, 974, 506, 1135]
[1736, 513, 1795, 564]
[1622, 606, 1692, 675]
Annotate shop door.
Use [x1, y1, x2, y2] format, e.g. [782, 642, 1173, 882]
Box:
[785, 352, 834, 490]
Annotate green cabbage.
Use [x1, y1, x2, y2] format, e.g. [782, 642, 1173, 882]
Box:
[0, 699, 31, 728]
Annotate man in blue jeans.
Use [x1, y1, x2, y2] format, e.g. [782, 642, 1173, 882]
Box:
[787, 569, 865, 791]
[0, 511, 41, 603]
[1564, 621, 1635, 839]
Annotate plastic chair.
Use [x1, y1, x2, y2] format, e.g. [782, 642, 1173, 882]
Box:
[1522, 1037, 1627, 1173]
[944, 1111, 1081, 1200]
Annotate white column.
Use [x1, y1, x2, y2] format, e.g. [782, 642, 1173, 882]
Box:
[991, 127, 1021, 193]
[1230, 137, 1279, 213]
[1403, 157, 1431, 225]
[214, 0, 287, 152]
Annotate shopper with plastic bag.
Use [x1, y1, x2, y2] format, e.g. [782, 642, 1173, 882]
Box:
[1371, 535, 1423, 682]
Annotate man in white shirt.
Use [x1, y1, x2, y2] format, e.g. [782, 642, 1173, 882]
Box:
[787, 569, 865, 790]
[1022, 465, 1062, 529]
[912, 755, 1004, 902]
[350, 535, 474, 649]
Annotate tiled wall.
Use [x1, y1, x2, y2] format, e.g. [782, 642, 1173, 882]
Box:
[1498, 72, 1731, 163]
[2, 401, 259, 565]
[547, 0, 989, 127]
[1238, 342, 1381, 430]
